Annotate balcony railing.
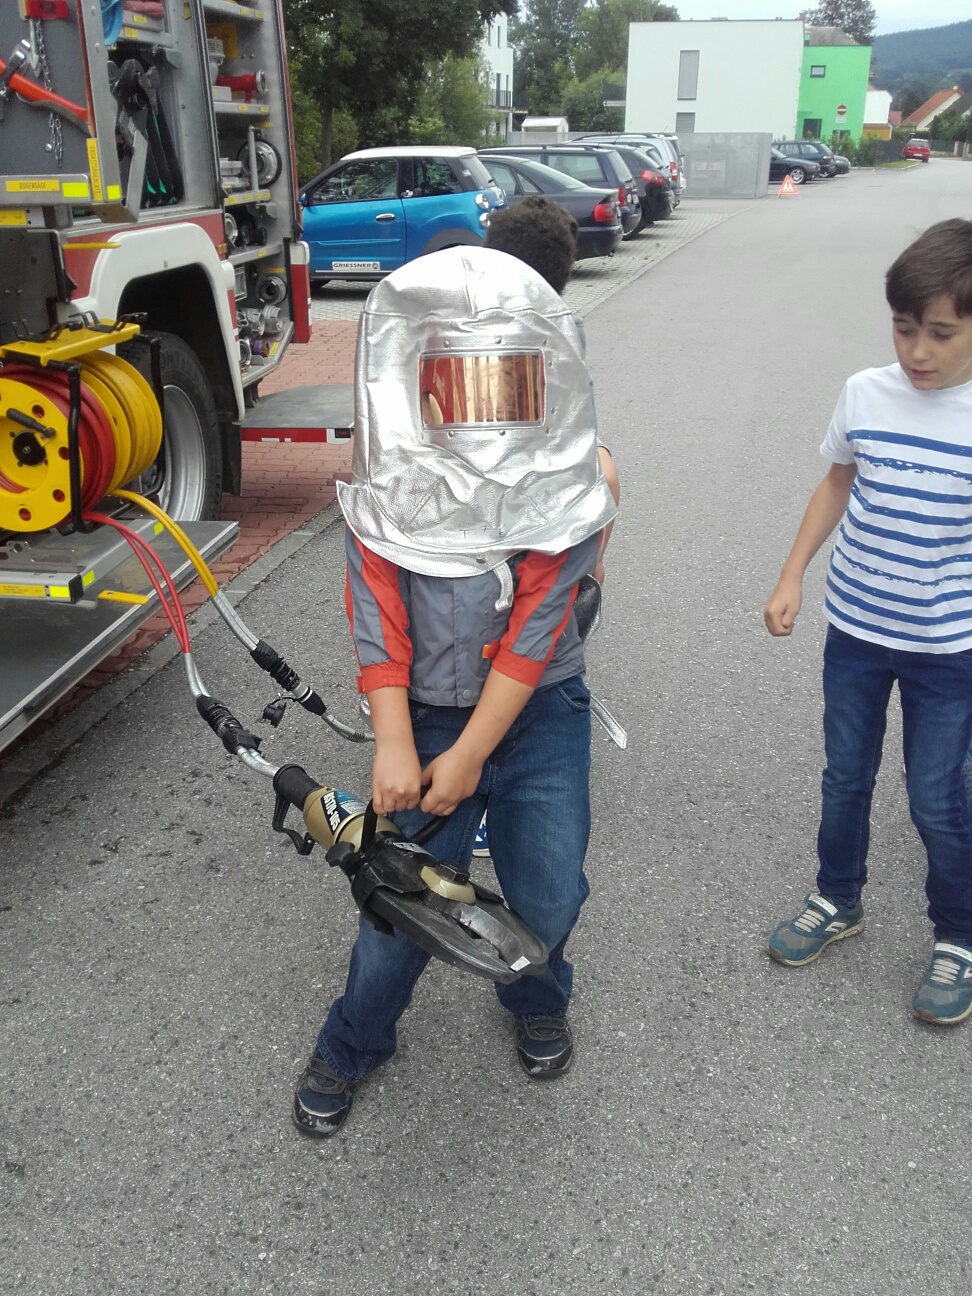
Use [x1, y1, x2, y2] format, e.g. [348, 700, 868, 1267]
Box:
[488, 89, 513, 109]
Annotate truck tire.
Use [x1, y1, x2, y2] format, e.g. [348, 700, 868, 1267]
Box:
[118, 331, 223, 521]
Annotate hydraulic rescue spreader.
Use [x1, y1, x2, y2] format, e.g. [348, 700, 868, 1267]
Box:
[0, 317, 548, 985]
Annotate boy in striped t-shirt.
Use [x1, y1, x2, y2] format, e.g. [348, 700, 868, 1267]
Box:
[763, 219, 972, 1026]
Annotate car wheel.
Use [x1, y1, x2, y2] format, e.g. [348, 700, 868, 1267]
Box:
[790, 166, 806, 185]
[922, 157, 929, 163]
[119, 332, 223, 522]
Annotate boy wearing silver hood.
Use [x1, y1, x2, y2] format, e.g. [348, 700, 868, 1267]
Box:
[293, 231, 618, 1137]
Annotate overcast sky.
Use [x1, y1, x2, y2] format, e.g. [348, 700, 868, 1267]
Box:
[669, 1, 969, 36]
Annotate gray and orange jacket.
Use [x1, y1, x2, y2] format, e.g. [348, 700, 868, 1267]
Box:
[345, 528, 600, 707]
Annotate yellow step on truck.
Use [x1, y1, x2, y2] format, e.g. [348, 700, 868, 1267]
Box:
[0, 0, 312, 757]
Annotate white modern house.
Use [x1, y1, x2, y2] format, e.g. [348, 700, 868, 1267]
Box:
[864, 87, 893, 137]
[625, 20, 805, 139]
[481, 14, 514, 139]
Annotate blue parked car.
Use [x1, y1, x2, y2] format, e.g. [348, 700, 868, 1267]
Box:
[299, 146, 506, 285]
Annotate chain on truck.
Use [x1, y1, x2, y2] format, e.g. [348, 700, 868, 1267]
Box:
[0, 0, 320, 755]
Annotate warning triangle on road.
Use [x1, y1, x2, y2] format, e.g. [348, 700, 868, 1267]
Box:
[778, 174, 799, 197]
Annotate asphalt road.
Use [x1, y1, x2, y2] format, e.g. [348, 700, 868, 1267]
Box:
[3, 162, 972, 1296]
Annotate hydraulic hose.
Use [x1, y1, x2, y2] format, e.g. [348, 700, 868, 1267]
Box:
[110, 488, 374, 743]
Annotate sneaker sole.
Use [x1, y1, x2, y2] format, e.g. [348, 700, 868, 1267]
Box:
[912, 999, 972, 1026]
[516, 1046, 574, 1080]
[291, 1095, 352, 1137]
[471, 847, 491, 858]
[765, 917, 866, 967]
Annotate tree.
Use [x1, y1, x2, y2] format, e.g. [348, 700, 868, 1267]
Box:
[800, 0, 876, 47]
[284, 0, 518, 165]
[560, 67, 624, 130]
[509, 0, 584, 112]
[408, 55, 495, 145]
[575, 0, 678, 82]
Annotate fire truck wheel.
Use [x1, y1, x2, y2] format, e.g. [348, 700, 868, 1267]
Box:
[119, 332, 223, 521]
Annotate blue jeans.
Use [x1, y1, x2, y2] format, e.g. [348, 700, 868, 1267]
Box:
[816, 625, 972, 943]
[318, 674, 592, 1084]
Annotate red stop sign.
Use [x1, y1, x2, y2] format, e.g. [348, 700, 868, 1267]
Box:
[837, 103, 847, 117]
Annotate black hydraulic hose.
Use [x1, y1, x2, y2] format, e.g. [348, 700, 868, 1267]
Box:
[249, 638, 373, 741]
[196, 694, 262, 755]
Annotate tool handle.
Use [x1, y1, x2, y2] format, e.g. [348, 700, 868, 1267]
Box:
[1, 57, 89, 124]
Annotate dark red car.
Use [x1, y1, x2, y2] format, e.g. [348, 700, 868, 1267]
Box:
[903, 138, 931, 162]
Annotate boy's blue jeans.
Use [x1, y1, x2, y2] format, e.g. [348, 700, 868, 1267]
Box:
[318, 674, 592, 1085]
[816, 625, 972, 945]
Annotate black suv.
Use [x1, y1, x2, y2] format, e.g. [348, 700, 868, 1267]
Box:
[593, 142, 674, 226]
[479, 144, 642, 237]
[774, 140, 838, 177]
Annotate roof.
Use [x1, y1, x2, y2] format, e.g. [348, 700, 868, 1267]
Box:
[889, 110, 902, 126]
[343, 145, 477, 160]
[805, 26, 859, 46]
[903, 87, 961, 127]
[951, 89, 972, 118]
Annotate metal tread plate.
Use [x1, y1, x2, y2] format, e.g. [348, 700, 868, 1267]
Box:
[238, 383, 354, 442]
[0, 519, 238, 754]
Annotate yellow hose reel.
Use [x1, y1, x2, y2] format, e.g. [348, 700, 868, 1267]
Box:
[0, 324, 163, 533]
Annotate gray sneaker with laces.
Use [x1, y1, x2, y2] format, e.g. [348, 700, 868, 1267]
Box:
[766, 893, 865, 967]
[912, 942, 972, 1025]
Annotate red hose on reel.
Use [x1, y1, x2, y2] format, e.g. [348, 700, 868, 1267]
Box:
[1, 363, 117, 509]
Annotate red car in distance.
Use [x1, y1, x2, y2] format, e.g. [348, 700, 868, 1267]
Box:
[903, 138, 931, 162]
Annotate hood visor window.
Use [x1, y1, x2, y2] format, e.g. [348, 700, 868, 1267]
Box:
[420, 353, 545, 428]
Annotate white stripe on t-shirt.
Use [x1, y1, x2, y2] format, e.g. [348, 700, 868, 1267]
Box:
[820, 364, 972, 652]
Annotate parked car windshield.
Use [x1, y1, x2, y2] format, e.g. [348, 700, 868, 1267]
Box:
[454, 154, 495, 189]
[542, 151, 611, 185]
[485, 156, 593, 191]
[604, 149, 633, 180]
[309, 158, 398, 204]
[409, 157, 464, 196]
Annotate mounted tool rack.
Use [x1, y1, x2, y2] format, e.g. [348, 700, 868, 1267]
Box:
[0, 0, 316, 754]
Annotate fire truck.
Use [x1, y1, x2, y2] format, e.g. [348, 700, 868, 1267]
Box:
[0, 0, 317, 757]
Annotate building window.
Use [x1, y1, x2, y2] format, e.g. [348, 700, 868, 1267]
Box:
[810, 65, 826, 77]
[675, 111, 696, 134]
[677, 49, 700, 100]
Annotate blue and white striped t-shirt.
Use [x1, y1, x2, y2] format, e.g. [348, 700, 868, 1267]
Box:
[821, 363, 972, 653]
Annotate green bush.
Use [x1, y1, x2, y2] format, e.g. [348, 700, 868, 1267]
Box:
[854, 137, 886, 167]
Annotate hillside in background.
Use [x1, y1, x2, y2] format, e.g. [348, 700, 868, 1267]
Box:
[872, 20, 972, 110]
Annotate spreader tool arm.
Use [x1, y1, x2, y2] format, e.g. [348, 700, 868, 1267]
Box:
[268, 768, 548, 983]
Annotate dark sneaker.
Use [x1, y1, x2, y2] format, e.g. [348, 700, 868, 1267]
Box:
[912, 942, 972, 1026]
[292, 1052, 354, 1137]
[515, 1016, 573, 1080]
[766, 893, 865, 967]
[472, 812, 490, 858]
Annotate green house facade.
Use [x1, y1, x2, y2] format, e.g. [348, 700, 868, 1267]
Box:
[797, 27, 871, 143]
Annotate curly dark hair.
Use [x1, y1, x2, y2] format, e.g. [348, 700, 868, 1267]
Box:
[483, 195, 579, 295]
[886, 218, 972, 320]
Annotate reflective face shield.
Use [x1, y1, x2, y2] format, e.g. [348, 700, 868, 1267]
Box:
[419, 352, 546, 431]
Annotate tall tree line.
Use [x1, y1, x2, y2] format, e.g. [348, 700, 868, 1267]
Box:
[283, 0, 518, 176]
[510, 0, 677, 120]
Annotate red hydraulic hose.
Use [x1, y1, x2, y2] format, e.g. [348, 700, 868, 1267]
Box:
[86, 511, 192, 652]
